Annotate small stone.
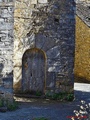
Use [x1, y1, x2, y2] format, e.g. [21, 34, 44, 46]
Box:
[0, 107, 7, 112]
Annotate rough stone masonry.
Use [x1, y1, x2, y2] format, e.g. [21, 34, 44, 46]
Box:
[0, 0, 75, 100]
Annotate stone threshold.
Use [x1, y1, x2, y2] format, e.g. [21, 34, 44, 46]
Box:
[14, 94, 45, 99]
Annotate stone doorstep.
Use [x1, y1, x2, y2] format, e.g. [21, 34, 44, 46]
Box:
[14, 93, 45, 99]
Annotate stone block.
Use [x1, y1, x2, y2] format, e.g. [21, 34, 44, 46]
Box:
[38, 0, 48, 4]
[55, 85, 66, 93]
[3, 81, 12, 89]
[0, 79, 3, 86]
[46, 72, 56, 89]
[0, 107, 7, 112]
[0, 0, 75, 99]
[46, 46, 60, 59]
[4, 91, 13, 100]
[31, 0, 37, 4]
[0, 87, 13, 101]
[3, 77, 13, 89]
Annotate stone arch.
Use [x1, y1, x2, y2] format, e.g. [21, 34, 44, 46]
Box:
[22, 48, 46, 94]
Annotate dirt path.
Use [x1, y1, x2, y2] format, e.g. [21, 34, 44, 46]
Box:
[0, 83, 90, 120]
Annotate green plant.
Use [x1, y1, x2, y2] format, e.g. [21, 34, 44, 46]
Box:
[66, 93, 74, 101]
[7, 100, 18, 111]
[0, 99, 4, 107]
[51, 93, 58, 100]
[33, 117, 48, 120]
[45, 91, 74, 101]
[45, 91, 51, 98]
[0, 99, 18, 111]
[36, 91, 42, 96]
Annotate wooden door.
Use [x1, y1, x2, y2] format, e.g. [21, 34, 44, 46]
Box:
[22, 48, 45, 94]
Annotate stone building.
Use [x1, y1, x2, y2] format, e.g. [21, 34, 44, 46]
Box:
[75, 0, 90, 83]
[0, 0, 75, 100]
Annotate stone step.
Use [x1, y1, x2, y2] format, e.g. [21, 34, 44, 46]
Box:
[14, 94, 45, 99]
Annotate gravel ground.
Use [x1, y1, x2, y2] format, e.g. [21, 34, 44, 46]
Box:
[0, 83, 90, 120]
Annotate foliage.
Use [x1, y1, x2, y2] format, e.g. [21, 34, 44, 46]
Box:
[45, 91, 74, 101]
[0, 99, 18, 111]
[66, 93, 74, 101]
[0, 99, 4, 107]
[7, 100, 18, 111]
[36, 91, 42, 96]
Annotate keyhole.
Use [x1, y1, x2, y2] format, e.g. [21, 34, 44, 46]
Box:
[31, 73, 32, 77]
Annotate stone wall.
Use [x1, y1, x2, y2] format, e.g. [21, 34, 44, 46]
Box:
[75, 0, 90, 83]
[14, 0, 75, 94]
[75, 16, 90, 83]
[0, 0, 14, 101]
[0, 0, 75, 100]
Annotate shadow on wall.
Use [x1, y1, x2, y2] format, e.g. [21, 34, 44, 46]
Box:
[0, 63, 4, 84]
[0, 63, 3, 73]
[75, 75, 90, 84]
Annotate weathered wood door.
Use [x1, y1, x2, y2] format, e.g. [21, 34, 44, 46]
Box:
[22, 48, 46, 94]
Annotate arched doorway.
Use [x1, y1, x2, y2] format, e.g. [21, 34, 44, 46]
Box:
[22, 48, 46, 94]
